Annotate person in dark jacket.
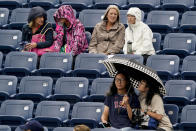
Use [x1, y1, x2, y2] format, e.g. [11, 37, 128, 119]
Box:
[22, 6, 53, 51]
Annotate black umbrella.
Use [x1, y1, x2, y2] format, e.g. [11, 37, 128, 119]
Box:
[101, 56, 166, 96]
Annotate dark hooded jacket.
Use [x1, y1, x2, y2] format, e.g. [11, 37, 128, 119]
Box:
[22, 6, 53, 49]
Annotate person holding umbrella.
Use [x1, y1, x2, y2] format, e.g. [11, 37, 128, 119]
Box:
[101, 71, 140, 130]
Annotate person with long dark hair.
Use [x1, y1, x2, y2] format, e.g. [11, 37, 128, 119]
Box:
[101, 71, 140, 130]
[137, 79, 172, 131]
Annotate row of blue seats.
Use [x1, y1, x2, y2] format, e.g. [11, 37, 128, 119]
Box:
[0, 99, 194, 130]
[1, 0, 196, 12]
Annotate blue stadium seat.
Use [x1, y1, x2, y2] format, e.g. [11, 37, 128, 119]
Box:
[52, 77, 88, 105]
[94, 0, 127, 9]
[164, 80, 196, 109]
[125, 0, 161, 12]
[3, 52, 37, 79]
[92, 128, 121, 131]
[72, 53, 107, 84]
[16, 76, 53, 103]
[69, 102, 104, 128]
[0, 30, 22, 54]
[146, 11, 179, 34]
[0, 52, 2, 72]
[34, 101, 70, 127]
[113, 54, 144, 64]
[29, 0, 59, 10]
[0, 75, 17, 101]
[36, 53, 73, 80]
[0, 8, 9, 28]
[53, 127, 73, 131]
[152, 32, 161, 52]
[181, 56, 196, 81]
[85, 31, 91, 45]
[164, 104, 179, 129]
[79, 9, 105, 32]
[179, 105, 196, 130]
[180, 11, 196, 33]
[162, 0, 194, 13]
[0, 100, 34, 126]
[160, 33, 196, 58]
[60, 0, 93, 11]
[146, 55, 180, 82]
[0, 125, 11, 131]
[0, 0, 27, 10]
[15, 126, 48, 131]
[88, 78, 113, 102]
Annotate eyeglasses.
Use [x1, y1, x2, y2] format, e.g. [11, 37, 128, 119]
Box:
[115, 78, 126, 83]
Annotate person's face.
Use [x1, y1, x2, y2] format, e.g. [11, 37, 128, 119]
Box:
[58, 18, 71, 27]
[107, 8, 118, 24]
[127, 14, 136, 24]
[115, 73, 127, 90]
[34, 16, 44, 26]
[138, 80, 149, 93]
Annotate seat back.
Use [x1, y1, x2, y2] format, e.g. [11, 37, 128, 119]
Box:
[113, 54, 144, 64]
[182, 56, 196, 72]
[128, 0, 160, 7]
[29, 0, 59, 9]
[0, 0, 27, 10]
[61, 0, 93, 11]
[85, 31, 91, 45]
[152, 32, 161, 51]
[164, 104, 179, 125]
[53, 127, 73, 131]
[0, 100, 34, 120]
[0, 52, 2, 68]
[181, 105, 196, 122]
[0, 125, 11, 131]
[0, 8, 9, 27]
[19, 76, 53, 96]
[94, 0, 127, 9]
[162, 0, 194, 9]
[4, 52, 37, 71]
[35, 101, 70, 121]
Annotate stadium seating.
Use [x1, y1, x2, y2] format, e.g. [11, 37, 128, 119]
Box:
[16, 76, 53, 103]
[29, 0, 59, 10]
[34, 101, 70, 127]
[36, 53, 73, 80]
[181, 55, 196, 81]
[0, 8, 9, 28]
[152, 32, 161, 52]
[69, 102, 104, 128]
[92, 128, 121, 131]
[164, 80, 196, 109]
[113, 54, 144, 64]
[0, 100, 34, 126]
[3, 52, 37, 79]
[52, 77, 88, 105]
[146, 10, 179, 34]
[88, 78, 113, 102]
[85, 31, 91, 45]
[180, 11, 196, 33]
[53, 127, 73, 131]
[179, 105, 196, 130]
[15, 126, 48, 131]
[0, 52, 2, 72]
[0, 75, 17, 102]
[94, 0, 127, 9]
[0, 0, 27, 10]
[0, 125, 11, 131]
[0, 30, 22, 54]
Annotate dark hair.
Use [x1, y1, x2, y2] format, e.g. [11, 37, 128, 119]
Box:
[143, 80, 161, 106]
[107, 71, 134, 96]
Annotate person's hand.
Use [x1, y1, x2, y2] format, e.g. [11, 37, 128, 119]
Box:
[121, 95, 129, 107]
[25, 42, 37, 50]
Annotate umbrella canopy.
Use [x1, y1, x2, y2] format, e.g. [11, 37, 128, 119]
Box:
[101, 56, 166, 96]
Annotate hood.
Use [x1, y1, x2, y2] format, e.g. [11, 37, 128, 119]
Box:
[53, 5, 76, 29]
[27, 6, 47, 23]
[127, 7, 142, 27]
[103, 5, 120, 23]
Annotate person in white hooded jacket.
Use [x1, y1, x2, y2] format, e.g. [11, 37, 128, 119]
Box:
[123, 7, 155, 63]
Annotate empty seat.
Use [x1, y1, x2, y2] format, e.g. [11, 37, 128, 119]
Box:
[0, 75, 17, 101]
[0, 30, 22, 54]
[15, 126, 48, 131]
[29, 0, 59, 10]
[152, 32, 161, 52]
[180, 11, 196, 33]
[16, 76, 53, 103]
[146, 11, 179, 33]
[72, 53, 107, 83]
[0, 100, 34, 126]
[160, 33, 196, 58]
[112, 54, 144, 64]
[125, 0, 161, 12]
[53, 127, 73, 131]
[89, 78, 113, 102]
[85, 31, 91, 45]
[0, 0, 27, 10]
[8, 8, 31, 30]
[34, 101, 70, 127]
[37, 52, 73, 80]
[0, 8, 9, 28]
[60, 0, 93, 11]
[69, 102, 104, 128]
[53, 77, 88, 104]
[164, 80, 196, 108]
[94, 0, 127, 9]
[146, 55, 180, 82]
[179, 105, 196, 130]
[181, 56, 196, 81]
[92, 128, 121, 131]
[0, 52, 2, 72]
[3, 52, 37, 79]
[164, 104, 179, 128]
[0, 125, 11, 131]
